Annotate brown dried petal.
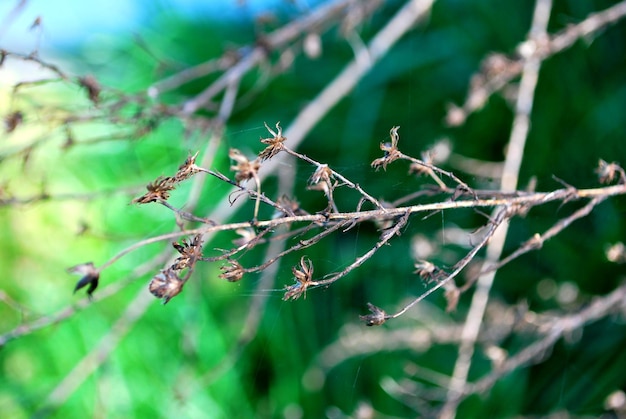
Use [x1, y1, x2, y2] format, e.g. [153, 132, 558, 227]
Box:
[292, 256, 313, 282]
[388, 126, 400, 148]
[172, 234, 203, 255]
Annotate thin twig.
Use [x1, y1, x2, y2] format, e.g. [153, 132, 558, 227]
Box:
[448, 0, 626, 126]
[0, 250, 171, 348]
[282, 146, 386, 210]
[473, 196, 607, 283]
[94, 181, 626, 273]
[441, 1, 553, 416]
[179, 0, 384, 115]
[387, 207, 508, 321]
[315, 210, 411, 288]
[464, 281, 626, 398]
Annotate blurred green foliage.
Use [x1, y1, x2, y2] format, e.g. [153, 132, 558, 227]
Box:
[1, 0, 626, 418]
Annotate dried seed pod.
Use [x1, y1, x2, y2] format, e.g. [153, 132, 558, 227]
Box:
[219, 260, 245, 282]
[149, 268, 184, 304]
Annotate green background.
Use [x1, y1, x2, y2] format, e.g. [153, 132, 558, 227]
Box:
[1, 1, 626, 417]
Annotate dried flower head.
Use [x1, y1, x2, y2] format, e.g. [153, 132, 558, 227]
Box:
[173, 152, 201, 183]
[283, 256, 317, 300]
[371, 126, 401, 171]
[275, 195, 307, 217]
[308, 164, 333, 190]
[171, 234, 203, 270]
[596, 159, 625, 184]
[229, 148, 260, 183]
[258, 122, 286, 161]
[408, 151, 436, 177]
[414, 260, 443, 283]
[68, 262, 100, 299]
[149, 267, 184, 304]
[359, 302, 387, 326]
[232, 228, 257, 247]
[132, 153, 202, 204]
[219, 260, 245, 282]
[133, 176, 175, 204]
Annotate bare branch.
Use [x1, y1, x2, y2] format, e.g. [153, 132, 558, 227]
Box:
[441, 1, 553, 415]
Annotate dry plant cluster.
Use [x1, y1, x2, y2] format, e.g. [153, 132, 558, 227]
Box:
[2, 0, 626, 416]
